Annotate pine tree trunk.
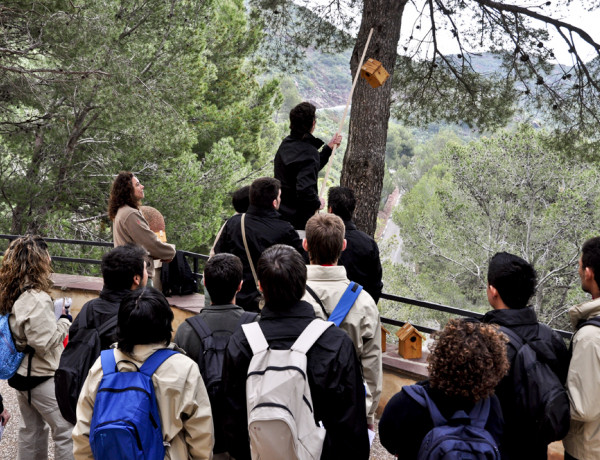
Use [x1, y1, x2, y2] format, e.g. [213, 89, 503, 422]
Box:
[340, 0, 407, 237]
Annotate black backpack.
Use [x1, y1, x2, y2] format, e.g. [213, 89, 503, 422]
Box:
[161, 251, 197, 296]
[55, 312, 118, 425]
[501, 326, 570, 445]
[186, 312, 257, 399]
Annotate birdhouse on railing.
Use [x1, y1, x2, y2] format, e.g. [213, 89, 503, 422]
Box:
[360, 58, 390, 88]
[396, 323, 426, 359]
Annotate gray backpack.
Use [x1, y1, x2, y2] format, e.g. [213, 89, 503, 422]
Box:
[242, 319, 332, 460]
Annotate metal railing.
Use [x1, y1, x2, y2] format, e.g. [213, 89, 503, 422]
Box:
[0, 234, 572, 339]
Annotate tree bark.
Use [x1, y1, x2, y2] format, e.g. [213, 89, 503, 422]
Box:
[340, 0, 407, 237]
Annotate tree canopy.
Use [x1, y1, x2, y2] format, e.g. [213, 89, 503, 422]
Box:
[0, 0, 279, 251]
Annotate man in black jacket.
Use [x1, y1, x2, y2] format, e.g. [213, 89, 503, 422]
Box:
[221, 244, 370, 460]
[481, 252, 570, 460]
[213, 177, 304, 312]
[67, 244, 148, 348]
[274, 102, 341, 230]
[174, 253, 257, 460]
[328, 186, 383, 302]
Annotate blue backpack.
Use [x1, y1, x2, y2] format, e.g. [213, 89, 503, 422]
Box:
[90, 348, 177, 460]
[0, 314, 25, 379]
[403, 385, 500, 460]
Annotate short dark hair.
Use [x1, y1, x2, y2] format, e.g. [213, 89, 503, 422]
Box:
[101, 244, 147, 291]
[581, 237, 600, 285]
[487, 252, 537, 309]
[232, 186, 250, 214]
[289, 102, 316, 134]
[117, 287, 173, 353]
[429, 319, 509, 402]
[204, 253, 243, 305]
[249, 177, 280, 209]
[305, 214, 345, 265]
[328, 187, 356, 221]
[257, 245, 306, 307]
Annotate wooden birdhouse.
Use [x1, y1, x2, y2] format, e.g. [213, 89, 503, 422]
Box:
[381, 325, 392, 353]
[360, 58, 390, 88]
[396, 323, 425, 359]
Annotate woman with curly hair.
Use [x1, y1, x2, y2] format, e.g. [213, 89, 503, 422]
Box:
[0, 235, 73, 460]
[108, 171, 175, 287]
[379, 319, 509, 459]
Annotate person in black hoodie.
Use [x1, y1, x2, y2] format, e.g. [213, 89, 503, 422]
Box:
[274, 102, 341, 230]
[68, 244, 148, 347]
[482, 252, 570, 460]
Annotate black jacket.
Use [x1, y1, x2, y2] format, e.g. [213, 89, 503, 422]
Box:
[481, 307, 570, 460]
[274, 131, 332, 230]
[338, 220, 383, 303]
[379, 381, 504, 459]
[0, 393, 3, 414]
[213, 205, 304, 312]
[68, 288, 130, 349]
[221, 301, 370, 460]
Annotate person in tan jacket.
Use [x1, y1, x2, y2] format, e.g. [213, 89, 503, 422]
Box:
[564, 236, 600, 460]
[301, 213, 382, 429]
[73, 287, 214, 460]
[0, 235, 73, 460]
[108, 171, 175, 288]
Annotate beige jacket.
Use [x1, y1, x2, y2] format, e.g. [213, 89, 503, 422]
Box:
[113, 205, 176, 277]
[301, 264, 382, 425]
[563, 297, 600, 460]
[9, 289, 70, 376]
[73, 343, 214, 460]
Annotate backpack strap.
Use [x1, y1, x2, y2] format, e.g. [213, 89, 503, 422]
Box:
[576, 316, 600, 330]
[291, 319, 333, 354]
[499, 326, 525, 350]
[186, 316, 213, 341]
[241, 213, 260, 292]
[139, 349, 178, 377]
[329, 282, 363, 327]
[237, 311, 259, 327]
[242, 322, 269, 355]
[100, 349, 118, 376]
[305, 285, 329, 319]
[96, 315, 119, 338]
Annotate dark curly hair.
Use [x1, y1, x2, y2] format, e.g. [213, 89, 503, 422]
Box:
[0, 235, 53, 314]
[108, 171, 137, 221]
[428, 319, 509, 402]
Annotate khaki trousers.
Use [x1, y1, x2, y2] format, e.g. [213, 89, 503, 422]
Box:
[16, 378, 74, 460]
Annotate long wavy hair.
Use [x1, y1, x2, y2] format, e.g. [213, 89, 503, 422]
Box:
[0, 235, 53, 314]
[108, 171, 137, 221]
[428, 319, 509, 402]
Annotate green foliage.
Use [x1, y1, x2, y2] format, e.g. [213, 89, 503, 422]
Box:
[392, 124, 600, 330]
[191, 0, 282, 166]
[0, 0, 281, 254]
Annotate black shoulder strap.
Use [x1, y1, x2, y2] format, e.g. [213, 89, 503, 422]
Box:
[577, 316, 600, 330]
[97, 315, 119, 337]
[305, 285, 329, 319]
[237, 311, 258, 327]
[186, 316, 213, 341]
[499, 326, 525, 350]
